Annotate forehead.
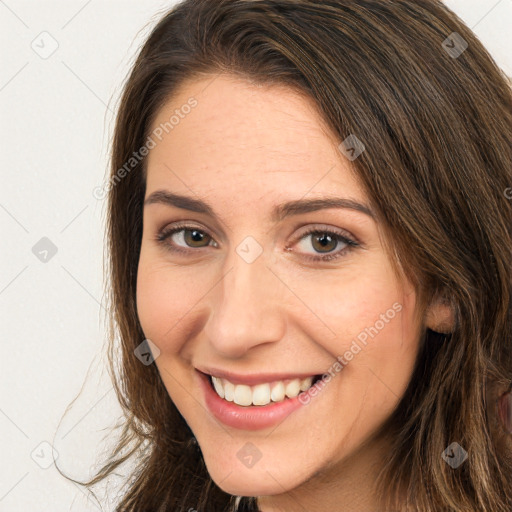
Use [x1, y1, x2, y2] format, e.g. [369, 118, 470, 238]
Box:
[145, 73, 365, 204]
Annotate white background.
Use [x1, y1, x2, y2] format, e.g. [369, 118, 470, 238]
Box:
[1, 1, 511, 510]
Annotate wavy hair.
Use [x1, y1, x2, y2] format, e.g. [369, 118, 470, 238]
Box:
[60, 1, 512, 510]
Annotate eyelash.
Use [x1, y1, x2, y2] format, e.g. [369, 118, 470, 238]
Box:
[155, 222, 359, 262]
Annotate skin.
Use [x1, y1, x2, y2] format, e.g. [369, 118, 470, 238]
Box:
[136, 73, 450, 512]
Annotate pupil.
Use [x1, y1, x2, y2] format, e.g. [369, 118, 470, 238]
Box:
[186, 229, 207, 247]
[315, 233, 335, 252]
[319, 234, 329, 246]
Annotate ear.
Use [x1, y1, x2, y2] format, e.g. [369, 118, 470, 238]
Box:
[424, 294, 455, 334]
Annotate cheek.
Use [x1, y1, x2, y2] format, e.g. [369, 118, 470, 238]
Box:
[294, 260, 420, 396]
[136, 253, 200, 346]
[136, 248, 215, 354]
[296, 260, 413, 349]
[136, 248, 419, 370]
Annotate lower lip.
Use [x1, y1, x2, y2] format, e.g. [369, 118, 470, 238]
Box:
[198, 371, 316, 431]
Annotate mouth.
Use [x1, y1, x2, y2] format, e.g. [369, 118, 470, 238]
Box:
[197, 369, 326, 430]
[204, 371, 323, 407]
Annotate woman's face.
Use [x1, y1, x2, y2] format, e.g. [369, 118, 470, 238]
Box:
[136, 73, 423, 503]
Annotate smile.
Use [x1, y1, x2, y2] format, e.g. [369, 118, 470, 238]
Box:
[197, 370, 325, 430]
[210, 374, 322, 406]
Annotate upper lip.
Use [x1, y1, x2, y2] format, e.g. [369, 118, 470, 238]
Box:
[196, 366, 321, 386]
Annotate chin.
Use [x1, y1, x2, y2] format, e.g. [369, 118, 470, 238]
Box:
[203, 455, 304, 497]
[213, 473, 292, 497]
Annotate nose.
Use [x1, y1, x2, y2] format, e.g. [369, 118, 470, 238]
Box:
[204, 244, 287, 358]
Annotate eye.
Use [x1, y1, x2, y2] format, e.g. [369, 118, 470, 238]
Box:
[155, 223, 217, 254]
[290, 226, 359, 262]
[155, 222, 359, 262]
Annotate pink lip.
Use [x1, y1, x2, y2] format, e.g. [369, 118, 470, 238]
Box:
[195, 366, 320, 386]
[197, 370, 316, 430]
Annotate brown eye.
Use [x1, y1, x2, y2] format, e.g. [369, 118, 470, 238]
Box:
[182, 228, 211, 247]
[310, 232, 338, 253]
[291, 226, 359, 262]
[156, 224, 217, 253]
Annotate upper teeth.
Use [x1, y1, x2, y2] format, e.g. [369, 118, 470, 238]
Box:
[211, 376, 315, 406]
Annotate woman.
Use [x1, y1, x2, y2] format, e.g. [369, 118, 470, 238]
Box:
[69, 0, 512, 510]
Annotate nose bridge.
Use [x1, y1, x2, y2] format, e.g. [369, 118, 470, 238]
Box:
[205, 241, 285, 357]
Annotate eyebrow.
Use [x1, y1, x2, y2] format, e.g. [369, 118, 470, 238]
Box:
[143, 190, 375, 221]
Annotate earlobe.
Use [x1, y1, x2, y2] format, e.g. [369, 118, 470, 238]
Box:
[424, 296, 455, 334]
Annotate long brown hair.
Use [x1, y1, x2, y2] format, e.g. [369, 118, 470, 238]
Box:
[59, 1, 512, 510]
